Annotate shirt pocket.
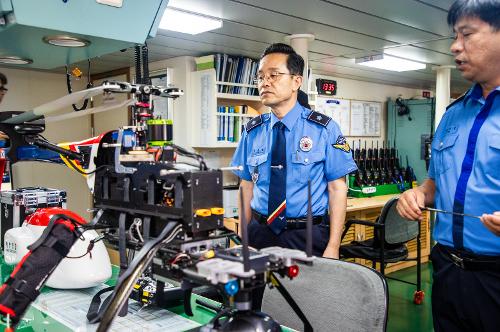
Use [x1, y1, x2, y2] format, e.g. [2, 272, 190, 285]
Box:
[486, 134, 500, 179]
[246, 153, 268, 184]
[291, 150, 324, 183]
[431, 133, 459, 175]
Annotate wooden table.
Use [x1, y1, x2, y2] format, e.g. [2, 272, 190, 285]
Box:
[225, 194, 430, 274]
[344, 194, 430, 273]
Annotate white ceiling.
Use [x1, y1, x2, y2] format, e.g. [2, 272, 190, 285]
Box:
[65, 0, 469, 93]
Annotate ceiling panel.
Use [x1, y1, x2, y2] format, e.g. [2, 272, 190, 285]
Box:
[168, 0, 400, 50]
[236, 0, 443, 42]
[28, 0, 468, 92]
[313, 56, 433, 80]
[383, 45, 454, 66]
[146, 44, 199, 58]
[310, 61, 434, 89]
[412, 37, 454, 54]
[151, 35, 262, 59]
[155, 30, 270, 55]
[325, 0, 451, 36]
[415, 0, 455, 11]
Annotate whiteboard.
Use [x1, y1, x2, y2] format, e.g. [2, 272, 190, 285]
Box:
[315, 96, 350, 135]
[350, 100, 381, 136]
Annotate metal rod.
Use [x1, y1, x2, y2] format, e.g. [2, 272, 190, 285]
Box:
[219, 166, 243, 171]
[420, 206, 481, 220]
[239, 188, 250, 272]
[306, 180, 312, 258]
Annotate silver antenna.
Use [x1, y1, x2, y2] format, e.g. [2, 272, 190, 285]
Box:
[239, 188, 250, 271]
[306, 180, 313, 257]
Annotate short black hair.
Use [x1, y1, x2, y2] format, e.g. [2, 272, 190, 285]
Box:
[448, 0, 500, 31]
[0, 72, 6, 86]
[297, 89, 311, 109]
[260, 43, 305, 76]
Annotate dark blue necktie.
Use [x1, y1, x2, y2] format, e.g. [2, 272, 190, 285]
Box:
[267, 121, 287, 235]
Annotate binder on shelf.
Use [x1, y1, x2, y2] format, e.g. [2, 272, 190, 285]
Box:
[212, 53, 259, 96]
[223, 106, 229, 141]
[228, 106, 235, 142]
[217, 106, 224, 141]
[234, 106, 240, 143]
[216, 54, 222, 83]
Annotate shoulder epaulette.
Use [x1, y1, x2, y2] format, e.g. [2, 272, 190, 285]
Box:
[446, 91, 468, 110]
[306, 111, 331, 127]
[245, 115, 264, 132]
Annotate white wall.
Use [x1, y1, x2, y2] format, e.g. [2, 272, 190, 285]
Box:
[311, 73, 428, 148]
[196, 71, 430, 185]
[0, 67, 92, 219]
[0, 59, 434, 194]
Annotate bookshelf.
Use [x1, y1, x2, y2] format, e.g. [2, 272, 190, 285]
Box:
[190, 69, 267, 148]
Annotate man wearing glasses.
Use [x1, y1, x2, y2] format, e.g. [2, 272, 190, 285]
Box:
[231, 43, 357, 259]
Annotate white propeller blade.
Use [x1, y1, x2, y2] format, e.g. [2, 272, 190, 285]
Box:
[2, 82, 124, 124]
[45, 99, 134, 123]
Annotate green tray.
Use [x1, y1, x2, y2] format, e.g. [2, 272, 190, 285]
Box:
[348, 182, 410, 198]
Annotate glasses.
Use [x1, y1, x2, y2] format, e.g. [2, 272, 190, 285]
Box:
[253, 71, 297, 85]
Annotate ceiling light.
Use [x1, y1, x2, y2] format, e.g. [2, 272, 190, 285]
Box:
[43, 35, 91, 47]
[355, 54, 426, 72]
[159, 7, 222, 35]
[0, 56, 33, 65]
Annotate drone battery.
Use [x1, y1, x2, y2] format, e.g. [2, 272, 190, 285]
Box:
[0, 187, 67, 249]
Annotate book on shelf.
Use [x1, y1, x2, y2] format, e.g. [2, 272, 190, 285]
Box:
[216, 105, 254, 143]
[210, 53, 259, 96]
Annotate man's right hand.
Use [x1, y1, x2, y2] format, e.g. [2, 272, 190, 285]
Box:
[396, 188, 426, 221]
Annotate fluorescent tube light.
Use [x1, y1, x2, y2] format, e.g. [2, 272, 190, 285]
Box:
[159, 7, 222, 35]
[355, 54, 426, 72]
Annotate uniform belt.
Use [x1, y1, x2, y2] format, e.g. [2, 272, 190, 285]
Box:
[438, 244, 500, 271]
[251, 210, 327, 230]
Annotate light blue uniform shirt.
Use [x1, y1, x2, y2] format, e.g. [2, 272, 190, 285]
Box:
[231, 102, 357, 218]
[429, 84, 500, 255]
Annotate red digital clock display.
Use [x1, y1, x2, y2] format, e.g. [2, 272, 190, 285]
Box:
[322, 82, 336, 92]
[316, 79, 337, 95]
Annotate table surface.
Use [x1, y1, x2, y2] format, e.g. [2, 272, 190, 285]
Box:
[346, 194, 399, 213]
[0, 259, 222, 331]
[0, 256, 295, 331]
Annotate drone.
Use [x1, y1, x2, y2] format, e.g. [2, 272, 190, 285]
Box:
[0, 75, 318, 332]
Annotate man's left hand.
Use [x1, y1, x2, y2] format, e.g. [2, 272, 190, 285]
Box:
[481, 212, 500, 236]
[322, 245, 339, 259]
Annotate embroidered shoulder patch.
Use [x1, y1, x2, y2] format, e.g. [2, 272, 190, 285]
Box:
[332, 135, 351, 153]
[306, 111, 331, 127]
[245, 115, 263, 132]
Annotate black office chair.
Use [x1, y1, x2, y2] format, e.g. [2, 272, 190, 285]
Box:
[340, 197, 424, 304]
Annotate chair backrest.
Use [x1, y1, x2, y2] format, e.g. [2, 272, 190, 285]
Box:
[378, 197, 419, 245]
[262, 258, 388, 332]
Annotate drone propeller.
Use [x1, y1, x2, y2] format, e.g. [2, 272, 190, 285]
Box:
[45, 98, 134, 123]
[2, 82, 123, 125]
